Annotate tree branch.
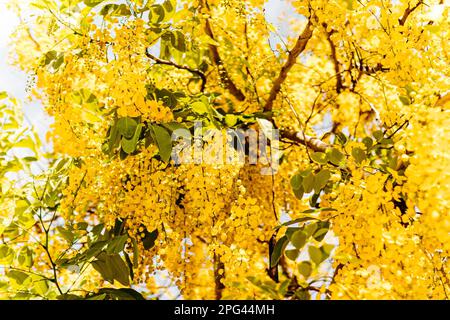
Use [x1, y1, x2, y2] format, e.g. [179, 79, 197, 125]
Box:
[280, 129, 330, 152]
[213, 252, 225, 299]
[145, 50, 206, 92]
[323, 23, 344, 93]
[263, 20, 314, 112]
[398, 1, 423, 26]
[200, 0, 245, 101]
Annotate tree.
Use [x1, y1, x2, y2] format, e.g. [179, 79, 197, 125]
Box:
[0, 0, 449, 299]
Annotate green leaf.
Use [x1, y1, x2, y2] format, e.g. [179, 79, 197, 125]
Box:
[313, 228, 328, 242]
[72, 240, 108, 264]
[299, 168, 313, 177]
[312, 221, 330, 241]
[121, 123, 143, 154]
[100, 3, 130, 16]
[373, 130, 384, 141]
[0, 245, 15, 264]
[161, 122, 187, 132]
[298, 261, 312, 278]
[162, 0, 176, 14]
[191, 101, 208, 115]
[107, 235, 128, 254]
[295, 288, 311, 300]
[92, 251, 131, 287]
[171, 30, 186, 52]
[321, 243, 335, 256]
[91, 252, 114, 284]
[152, 88, 178, 108]
[225, 114, 238, 127]
[351, 147, 366, 164]
[285, 227, 301, 240]
[91, 224, 105, 238]
[399, 95, 411, 105]
[149, 4, 165, 24]
[308, 246, 324, 265]
[84, 0, 104, 7]
[150, 125, 172, 162]
[291, 230, 307, 250]
[328, 148, 345, 166]
[117, 117, 138, 139]
[141, 228, 159, 250]
[310, 152, 328, 164]
[290, 174, 303, 190]
[270, 235, 288, 268]
[124, 252, 134, 280]
[32, 277, 49, 296]
[108, 123, 120, 152]
[107, 254, 130, 286]
[335, 132, 347, 145]
[278, 279, 291, 296]
[17, 247, 33, 268]
[362, 136, 373, 149]
[57, 226, 75, 243]
[52, 53, 64, 70]
[14, 199, 29, 216]
[75, 222, 88, 230]
[293, 186, 304, 200]
[7, 270, 31, 288]
[86, 293, 107, 300]
[44, 50, 57, 65]
[285, 249, 299, 261]
[303, 222, 318, 238]
[23, 156, 38, 162]
[302, 172, 315, 193]
[313, 169, 330, 193]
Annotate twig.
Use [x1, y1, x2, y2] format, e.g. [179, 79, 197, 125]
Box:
[263, 20, 314, 112]
[399, 1, 423, 26]
[323, 23, 344, 93]
[145, 50, 206, 92]
[199, 0, 245, 101]
[280, 129, 330, 152]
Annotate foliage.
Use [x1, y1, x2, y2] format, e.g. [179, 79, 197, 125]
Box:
[0, 0, 449, 299]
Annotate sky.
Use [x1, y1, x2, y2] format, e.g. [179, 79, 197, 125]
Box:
[0, 0, 52, 142]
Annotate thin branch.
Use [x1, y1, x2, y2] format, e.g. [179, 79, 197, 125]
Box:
[263, 20, 314, 112]
[145, 50, 206, 92]
[244, 21, 261, 105]
[323, 23, 344, 93]
[399, 1, 424, 26]
[200, 0, 245, 101]
[280, 129, 330, 152]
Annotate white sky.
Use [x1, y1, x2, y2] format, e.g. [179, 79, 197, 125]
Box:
[0, 0, 52, 143]
[0, 0, 23, 98]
